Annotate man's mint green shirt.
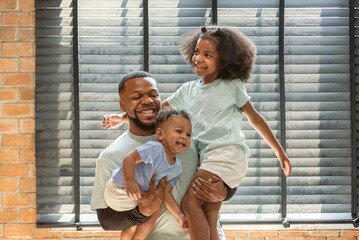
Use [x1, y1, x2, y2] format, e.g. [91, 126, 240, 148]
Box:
[167, 78, 251, 159]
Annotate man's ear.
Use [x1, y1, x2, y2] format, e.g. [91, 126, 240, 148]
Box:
[156, 128, 163, 141]
[119, 100, 126, 112]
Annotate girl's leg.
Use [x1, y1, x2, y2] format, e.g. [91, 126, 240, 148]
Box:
[131, 209, 160, 240]
[203, 201, 222, 240]
[120, 225, 137, 240]
[182, 169, 215, 240]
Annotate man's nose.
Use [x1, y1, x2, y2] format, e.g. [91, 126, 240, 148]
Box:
[141, 95, 154, 104]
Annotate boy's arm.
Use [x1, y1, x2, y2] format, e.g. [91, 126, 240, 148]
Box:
[123, 150, 144, 200]
[241, 100, 292, 176]
[163, 183, 187, 229]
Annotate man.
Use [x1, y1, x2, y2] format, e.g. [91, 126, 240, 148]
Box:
[91, 71, 234, 239]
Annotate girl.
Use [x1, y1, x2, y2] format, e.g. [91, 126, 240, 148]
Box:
[103, 26, 292, 240]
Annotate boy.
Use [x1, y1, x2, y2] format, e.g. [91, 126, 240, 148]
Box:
[104, 108, 192, 240]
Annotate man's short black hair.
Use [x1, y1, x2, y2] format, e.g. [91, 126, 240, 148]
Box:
[118, 71, 156, 96]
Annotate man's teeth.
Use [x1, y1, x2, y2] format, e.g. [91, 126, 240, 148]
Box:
[140, 110, 153, 113]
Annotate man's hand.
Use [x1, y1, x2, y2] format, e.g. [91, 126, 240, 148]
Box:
[192, 175, 227, 202]
[137, 172, 166, 217]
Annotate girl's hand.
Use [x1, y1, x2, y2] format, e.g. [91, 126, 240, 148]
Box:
[177, 212, 189, 230]
[125, 180, 142, 200]
[103, 113, 127, 129]
[280, 158, 292, 176]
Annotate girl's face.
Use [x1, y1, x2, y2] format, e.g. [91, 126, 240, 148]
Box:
[191, 38, 220, 84]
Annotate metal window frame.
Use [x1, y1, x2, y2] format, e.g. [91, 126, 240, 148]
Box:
[37, 0, 358, 229]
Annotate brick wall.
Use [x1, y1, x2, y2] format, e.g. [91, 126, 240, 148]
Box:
[1, 0, 359, 239]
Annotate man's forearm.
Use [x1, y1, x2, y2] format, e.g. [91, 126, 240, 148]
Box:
[97, 206, 149, 230]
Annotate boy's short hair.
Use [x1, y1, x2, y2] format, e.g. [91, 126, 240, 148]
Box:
[155, 108, 191, 128]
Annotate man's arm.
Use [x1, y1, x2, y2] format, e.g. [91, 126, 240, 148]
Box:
[192, 175, 237, 202]
[97, 172, 166, 230]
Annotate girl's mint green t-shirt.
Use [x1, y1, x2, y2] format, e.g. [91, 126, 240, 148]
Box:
[167, 78, 251, 159]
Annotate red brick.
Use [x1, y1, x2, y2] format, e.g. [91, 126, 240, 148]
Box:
[328, 238, 356, 240]
[0, 119, 18, 132]
[19, 57, 35, 72]
[280, 231, 311, 237]
[18, 28, 35, 41]
[2, 12, 32, 26]
[249, 231, 279, 237]
[0, 58, 17, 72]
[3, 103, 33, 117]
[0, 163, 30, 177]
[19, 118, 35, 133]
[4, 73, 33, 86]
[0, 88, 17, 101]
[4, 223, 34, 237]
[2, 42, 33, 57]
[20, 149, 35, 163]
[19, 88, 34, 102]
[0, 208, 19, 223]
[19, 177, 36, 192]
[20, 208, 36, 222]
[0, 179, 18, 192]
[0, 0, 17, 10]
[0, 28, 16, 41]
[0, 148, 19, 163]
[2, 133, 34, 148]
[341, 230, 359, 236]
[33, 228, 62, 238]
[2, 193, 32, 207]
[20, 0, 35, 11]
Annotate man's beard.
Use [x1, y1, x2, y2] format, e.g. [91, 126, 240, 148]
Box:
[127, 114, 155, 131]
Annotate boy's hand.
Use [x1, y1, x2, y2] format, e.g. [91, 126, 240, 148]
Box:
[103, 113, 127, 130]
[125, 180, 141, 200]
[178, 212, 189, 230]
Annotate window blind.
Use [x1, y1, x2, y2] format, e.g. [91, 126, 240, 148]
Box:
[36, 0, 356, 226]
[35, 0, 76, 224]
[284, 0, 351, 222]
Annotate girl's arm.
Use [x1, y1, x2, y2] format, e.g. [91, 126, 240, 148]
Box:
[241, 100, 292, 176]
[123, 150, 144, 200]
[163, 183, 188, 229]
[103, 112, 127, 129]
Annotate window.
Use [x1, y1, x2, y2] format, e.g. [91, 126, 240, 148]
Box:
[36, 0, 357, 227]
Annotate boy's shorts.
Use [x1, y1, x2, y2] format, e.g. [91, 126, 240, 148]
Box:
[199, 145, 248, 188]
[104, 177, 137, 212]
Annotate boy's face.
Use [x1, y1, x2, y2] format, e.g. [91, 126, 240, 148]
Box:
[156, 116, 192, 155]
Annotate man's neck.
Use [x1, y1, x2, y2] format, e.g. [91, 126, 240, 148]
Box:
[129, 128, 155, 136]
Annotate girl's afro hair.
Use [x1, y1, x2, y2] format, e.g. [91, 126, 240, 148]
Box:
[180, 26, 256, 82]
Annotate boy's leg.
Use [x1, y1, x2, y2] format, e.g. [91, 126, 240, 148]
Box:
[182, 169, 214, 240]
[131, 209, 160, 240]
[204, 201, 222, 240]
[120, 225, 137, 240]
